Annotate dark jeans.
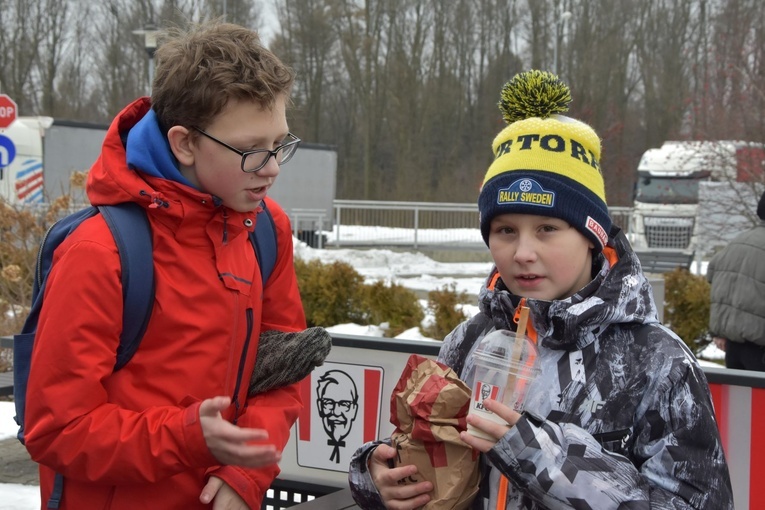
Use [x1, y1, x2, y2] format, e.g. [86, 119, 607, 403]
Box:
[725, 340, 765, 371]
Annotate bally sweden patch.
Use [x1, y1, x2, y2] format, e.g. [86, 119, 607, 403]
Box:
[496, 178, 555, 208]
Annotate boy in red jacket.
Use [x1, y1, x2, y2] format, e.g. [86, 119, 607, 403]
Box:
[24, 21, 310, 509]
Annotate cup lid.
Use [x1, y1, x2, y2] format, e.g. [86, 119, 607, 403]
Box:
[473, 329, 539, 370]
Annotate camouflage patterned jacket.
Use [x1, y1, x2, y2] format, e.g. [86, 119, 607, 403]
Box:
[348, 228, 733, 509]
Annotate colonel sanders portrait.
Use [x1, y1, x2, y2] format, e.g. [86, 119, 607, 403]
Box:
[316, 370, 359, 463]
[481, 382, 492, 401]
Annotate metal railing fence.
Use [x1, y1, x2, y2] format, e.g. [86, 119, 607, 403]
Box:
[319, 200, 634, 250]
[16, 199, 634, 252]
[331, 200, 481, 249]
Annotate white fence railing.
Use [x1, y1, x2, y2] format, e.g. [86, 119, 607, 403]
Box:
[330, 200, 482, 249]
[295, 200, 633, 250]
[19, 199, 634, 252]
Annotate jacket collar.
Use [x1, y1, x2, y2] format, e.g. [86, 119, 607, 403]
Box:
[478, 227, 660, 351]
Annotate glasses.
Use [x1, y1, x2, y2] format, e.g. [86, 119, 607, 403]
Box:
[193, 127, 301, 173]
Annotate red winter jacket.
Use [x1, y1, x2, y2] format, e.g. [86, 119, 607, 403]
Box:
[24, 98, 306, 509]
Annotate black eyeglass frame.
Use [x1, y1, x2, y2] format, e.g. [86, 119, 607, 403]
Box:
[192, 126, 301, 173]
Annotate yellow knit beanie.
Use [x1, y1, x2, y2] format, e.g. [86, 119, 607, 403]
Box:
[478, 70, 611, 251]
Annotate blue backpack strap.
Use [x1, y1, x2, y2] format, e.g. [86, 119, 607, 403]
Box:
[47, 473, 65, 509]
[97, 203, 155, 371]
[250, 202, 278, 285]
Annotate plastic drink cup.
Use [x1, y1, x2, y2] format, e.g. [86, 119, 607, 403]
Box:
[466, 329, 540, 441]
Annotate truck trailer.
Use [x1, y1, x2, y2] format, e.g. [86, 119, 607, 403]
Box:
[630, 140, 765, 252]
[267, 141, 337, 246]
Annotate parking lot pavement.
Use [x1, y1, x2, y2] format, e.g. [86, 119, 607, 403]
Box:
[0, 438, 39, 486]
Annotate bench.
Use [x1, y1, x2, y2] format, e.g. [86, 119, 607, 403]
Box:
[634, 249, 694, 274]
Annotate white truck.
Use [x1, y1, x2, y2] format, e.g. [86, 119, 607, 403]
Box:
[0, 117, 107, 206]
[267, 141, 337, 247]
[630, 140, 764, 254]
[0, 117, 337, 246]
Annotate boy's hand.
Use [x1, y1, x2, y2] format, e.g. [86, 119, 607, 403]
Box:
[199, 476, 249, 509]
[369, 444, 433, 510]
[200, 396, 281, 467]
[460, 399, 521, 453]
[713, 337, 727, 351]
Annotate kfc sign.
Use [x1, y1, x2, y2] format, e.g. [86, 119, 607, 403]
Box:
[296, 362, 384, 472]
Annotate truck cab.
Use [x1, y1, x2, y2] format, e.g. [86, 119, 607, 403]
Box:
[631, 141, 763, 251]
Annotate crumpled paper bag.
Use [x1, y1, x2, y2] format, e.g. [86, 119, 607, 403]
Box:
[389, 354, 480, 510]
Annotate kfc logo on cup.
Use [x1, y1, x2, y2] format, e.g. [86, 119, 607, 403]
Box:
[296, 362, 383, 471]
[473, 381, 499, 412]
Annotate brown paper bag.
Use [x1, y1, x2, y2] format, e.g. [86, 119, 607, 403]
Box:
[389, 354, 480, 510]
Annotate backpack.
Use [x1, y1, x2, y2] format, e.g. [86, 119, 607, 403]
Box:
[13, 201, 277, 505]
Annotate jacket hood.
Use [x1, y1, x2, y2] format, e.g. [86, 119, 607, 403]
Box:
[86, 97, 204, 208]
[477, 227, 660, 351]
[125, 108, 195, 188]
[87, 97, 151, 206]
[85, 97, 260, 244]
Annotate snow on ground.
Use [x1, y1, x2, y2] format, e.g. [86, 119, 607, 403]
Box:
[0, 402, 18, 443]
[295, 240, 492, 298]
[0, 402, 39, 509]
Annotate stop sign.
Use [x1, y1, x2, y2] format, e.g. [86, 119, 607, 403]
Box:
[0, 94, 18, 129]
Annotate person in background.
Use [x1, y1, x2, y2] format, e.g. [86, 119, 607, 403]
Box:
[348, 70, 732, 509]
[23, 21, 307, 509]
[707, 189, 765, 370]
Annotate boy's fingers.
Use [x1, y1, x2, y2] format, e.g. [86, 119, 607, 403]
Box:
[483, 399, 521, 426]
[460, 430, 496, 452]
[215, 443, 281, 468]
[462, 411, 515, 451]
[386, 481, 433, 501]
[199, 476, 223, 504]
[379, 480, 432, 510]
[372, 457, 427, 488]
[372, 443, 397, 461]
[368, 444, 433, 510]
[200, 396, 231, 417]
[384, 465, 419, 485]
[222, 426, 270, 443]
[466, 412, 505, 435]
